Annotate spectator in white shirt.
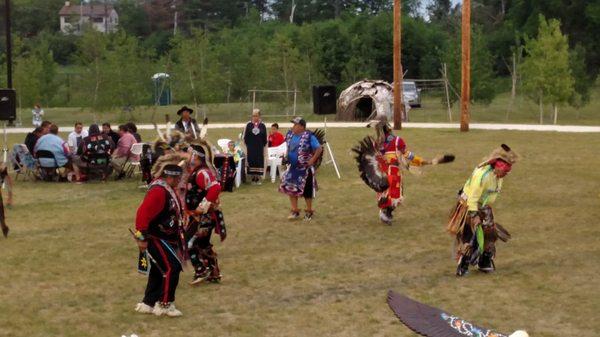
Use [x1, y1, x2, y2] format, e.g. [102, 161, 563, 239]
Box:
[67, 122, 88, 153]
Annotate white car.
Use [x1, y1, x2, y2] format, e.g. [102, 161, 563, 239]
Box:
[403, 81, 421, 108]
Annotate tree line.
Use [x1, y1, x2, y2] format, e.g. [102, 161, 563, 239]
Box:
[0, 0, 598, 123]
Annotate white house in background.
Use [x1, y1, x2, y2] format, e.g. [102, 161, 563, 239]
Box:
[59, 1, 119, 35]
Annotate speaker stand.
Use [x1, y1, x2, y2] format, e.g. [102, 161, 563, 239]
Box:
[2, 122, 7, 163]
[323, 118, 341, 179]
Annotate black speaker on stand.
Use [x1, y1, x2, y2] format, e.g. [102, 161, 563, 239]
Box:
[312, 85, 337, 115]
[0, 89, 16, 122]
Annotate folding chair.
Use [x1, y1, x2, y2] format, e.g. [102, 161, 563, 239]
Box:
[35, 150, 61, 182]
[124, 143, 145, 178]
[235, 156, 244, 188]
[11, 144, 35, 181]
[267, 143, 287, 183]
[217, 139, 232, 153]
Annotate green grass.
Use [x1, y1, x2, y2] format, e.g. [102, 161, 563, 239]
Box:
[0, 128, 599, 336]
[12, 86, 600, 127]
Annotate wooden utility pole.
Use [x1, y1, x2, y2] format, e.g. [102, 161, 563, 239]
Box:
[393, 0, 404, 130]
[460, 0, 471, 132]
[5, 0, 12, 88]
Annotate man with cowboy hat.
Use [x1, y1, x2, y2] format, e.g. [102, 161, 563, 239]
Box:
[133, 154, 186, 317]
[184, 138, 227, 285]
[447, 144, 518, 276]
[175, 106, 200, 138]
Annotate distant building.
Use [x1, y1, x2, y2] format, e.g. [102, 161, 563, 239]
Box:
[59, 1, 119, 35]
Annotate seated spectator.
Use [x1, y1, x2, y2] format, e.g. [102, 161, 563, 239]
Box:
[34, 124, 81, 182]
[24, 127, 43, 154]
[111, 124, 138, 179]
[68, 122, 88, 153]
[268, 123, 285, 147]
[73, 124, 115, 178]
[226, 140, 244, 164]
[75, 124, 115, 167]
[126, 122, 142, 142]
[40, 120, 52, 135]
[102, 122, 120, 146]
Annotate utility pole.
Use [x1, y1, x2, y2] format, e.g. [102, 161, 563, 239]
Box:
[460, 0, 471, 132]
[4, 0, 12, 88]
[393, 0, 404, 130]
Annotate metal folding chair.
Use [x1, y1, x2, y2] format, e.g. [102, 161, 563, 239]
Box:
[123, 142, 145, 178]
[35, 150, 61, 182]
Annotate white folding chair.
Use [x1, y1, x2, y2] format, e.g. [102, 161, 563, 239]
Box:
[235, 155, 244, 188]
[267, 143, 287, 183]
[217, 139, 232, 153]
[125, 142, 145, 177]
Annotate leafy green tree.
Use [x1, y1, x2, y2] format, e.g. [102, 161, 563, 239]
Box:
[264, 30, 309, 96]
[171, 29, 225, 105]
[12, 36, 58, 109]
[445, 28, 497, 105]
[505, 0, 600, 81]
[181, 0, 248, 29]
[101, 32, 154, 110]
[115, 0, 152, 37]
[74, 29, 108, 112]
[427, 0, 452, 22]
[13, 56, 44, 109]
[521, 16, 574, 124]
[311, 20, 351, 85]
[568, 44, 593, 108]
[11, 0, 66, 36]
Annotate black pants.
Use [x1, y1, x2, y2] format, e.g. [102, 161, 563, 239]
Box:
[189, 219, 215, 273]
[143, 238, 182, 306]
[302, 170, 314, 199]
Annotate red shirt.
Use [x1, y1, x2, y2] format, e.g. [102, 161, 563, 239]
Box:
[268, 132, 285, 147]
[135, 187, 166, 233]
[380, 134, 406, 154]
[195, 168, 221, 203]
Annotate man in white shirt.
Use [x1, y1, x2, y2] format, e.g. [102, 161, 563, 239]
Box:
[67, 122, 88, 153]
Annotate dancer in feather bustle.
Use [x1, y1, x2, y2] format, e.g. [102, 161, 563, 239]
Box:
[184, 138, 227, 285]
[447, 144, 517, 276]
[133, 154, 186, 317]
[352, 117, 454, 225]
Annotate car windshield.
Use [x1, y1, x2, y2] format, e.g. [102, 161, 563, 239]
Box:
[402, 83, 417, 91]
[403, 83, 416, 92]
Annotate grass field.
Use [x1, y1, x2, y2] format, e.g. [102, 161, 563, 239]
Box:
[11, 86, 600, 127]
[0, 128, 599, 337]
